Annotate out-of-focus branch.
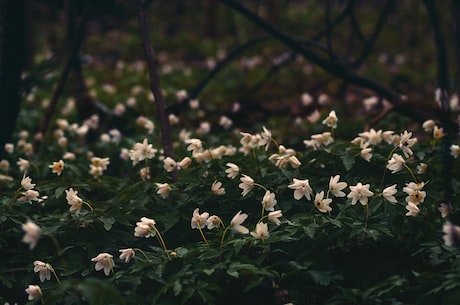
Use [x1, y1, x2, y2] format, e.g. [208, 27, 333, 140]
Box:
[137, 0, 177, 181]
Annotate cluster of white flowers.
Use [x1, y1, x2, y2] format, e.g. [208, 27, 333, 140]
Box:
[89, 156, 110, 178]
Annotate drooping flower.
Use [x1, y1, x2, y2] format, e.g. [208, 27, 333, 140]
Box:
[21, 175, 36, 191]
[288, 178, 313, 200]
[91, 253, 114, 276]
[328, 175, 347, 197]
[25, 284, 42, 300]
[382, 184, 398, 204]
[190, 208, 209, 229]
[387, 153, 405, 173]
[322, 110, 338, 129]
[238, 174, 254, 197]
[65, 188, 83, 212]
[211, 181, 226, 195]
[442, 222, 460, 246]
[119, 248, 135, 263]
[251, 222, 269, 240]
[134, 217, 156, 238]
[314, 191, 332, 213]
[268, 210, 283, 226]
[22, 221, 41, 249]
[225, 162, 239, 179]
[230, 210, 249, 234]
[156, 183, 171, 199]
[49, 160, 65, 176]
[347, 182, 374, 206]
[19, 189, 41, 204]
[207, 215, 222, 230]
[405, 202, 420, 217]
[33, 260, 53, 282]
[261, 190, 277, 211]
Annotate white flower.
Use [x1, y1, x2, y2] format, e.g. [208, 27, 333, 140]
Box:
[19, 189, 41, 204]
[405, 202, 420, 217]
[207, 215, 222, 230]
[422, 119, 435, 132]
[219, 116, 233, 129]
[49, 160, 65, 176]
[156, 183, 171, 199]
[399, 130, 417, 157]
[314, 191, 332, 213]
[288, 156, 301, 168]
[416, 163, 427, 174]
[21, 175, 35, 191]
[322, 110, 338, 128]
[268, 210, 283, 226]
[4, 143, 14, 154]
[91, 157, 110, 170]
[191, 208, 209, 229]
[163, 157, 177, 172]
[382, 184, 398, 204]
[347, 182, 374, 206]
[129, 139, 157, 166]
[251, 222, 269, 240]
[185, 138, 203, 153]
[33, 260, 53, 282]
[119, 248, 135, 263]
[65, 188, 83, 212]
[403, 182, 426, 205]
[230, 211, 249, 234]
[261, 190, 277, 211]
[433, 125, 444, 139]
[288, 178, 313, 200]
[22, 221, 41, 249]
[359, 129, 382, 146]
[225, 162, 239, 179]
[328, 175, 347, 197]
[178, 157, 192, 169]
[25, 285, 42, 300]
[360, 147, 373, 162]
[91, 253, 114, 276]
[134, 217, 156, 238]
[211, 181, 225, 195]
[139, 167, 150, 181]
[259, 126, 272, 150]
[443, 222, 460, 246]
[238, 174, 254, 197]
[438, 203, 450, 218]
[450, 144, 460, 158]
[387, 153, 405, 173]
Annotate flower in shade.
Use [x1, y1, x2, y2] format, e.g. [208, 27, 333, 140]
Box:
[416, 163, 427, 174]
[322, 110, 338, 128]
[433, 125, 444, 139]
[387, 153, 405, 173]
[65, 188, 83, 212]
[251, 222, 269, 240]
[230, 210, 249, 234]
[49, 160, 65, 176]
[21, 175, 36, 191]
[443, 222, 460, 246]
[191, 208, 209, 229]
[261, 190, 277, 211]
[17, 158, 30, 172]
[129, 139, 157, 166]
[382, 184, 398, 204]
[22, 221, 41, 249]
[178, 157, 192, 169]
[405, 202, 420, 217]
[211, 181, 226, 195]
[119, 248, 135, 263]
[347, 182, 374, 206]
[360, 147, 373, 162]
[422, 119, 435, 132]
[314, 191, 332, 213]
[399, 130, 417, 157]
[238, 174, 254, 197]
[207, 215, 222, 230]
[329, 175, 347, 197]
[268, 210, 283, 226]
[403, 182, 426, 205]
[163, 157, 177, 172]
[156, 183, 171, 199]
[134, 217, 156, 238]
[91, 253, 114, 276]
[450, 144, 460, 158]
[225, 162, 239, 179]
[25, 285, 42, 300]
[438, 203, 450, 218]
[33, 260, 53, 282]
[288, 178, 313, 200]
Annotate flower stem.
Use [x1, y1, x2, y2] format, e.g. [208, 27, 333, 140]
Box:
[83, 201, 94, 211]
[152, 226, 171, 260]
[134, 248, 150, 261]
[404, 164, 418, 183]
[365, 204, 369, 229]
[51, 268, 61, 285]
[197, 225, 209, 246]
[219, 227, 230, 253]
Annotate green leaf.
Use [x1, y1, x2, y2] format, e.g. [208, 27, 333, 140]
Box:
[226, 268, 239, 278]
[308, 270, 343, 286]
[100, 216, 115, 231]
[341, 153, 355, 171]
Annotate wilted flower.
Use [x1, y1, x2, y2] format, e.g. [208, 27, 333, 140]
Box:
[251, 222, 269, 240]
[387, 153, 405, 173]
[134, 217, 156, 238]
[211, 181, 226, 195]
[119, 248, 135, 263]
[49, 160, 64, 176]
[191, 208, 209, 229]
[261, 190, 277, 211]
[33, 260, 53, 282]
[239, 174, 254, 197]
[91, 253, 114, 276]
[22, 221, 41, 249]
[225, 162, 239, 179]
[314, 191, 332, 213]
[268, 210, 283, 226]
[382, 184, 398, 204]
[322, 110, 338, 128]
[329, 175, 347, 197]
[347, 182, 374, 206]
[25, 285, 42, 300]
[65, 188, 83, 212]
[156, 183, 171, 199]
[288, 178, 313, 200]
[230, 211, 249, 234]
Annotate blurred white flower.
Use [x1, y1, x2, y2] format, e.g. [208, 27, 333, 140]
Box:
[225, 162, 239, 179]
[322, 110, 338, 129]
[230, 210, 249, 234]
[21, 175, 35, 191]
[329, 175, 347, 197]
[22, 221, 41, 249]
[238, 174, 254, 197]
[211, 181, 225, 195]
[163, 157, 177, 172]
[156, 183, 171, 199]
[65, 188, 83, 212]
[134, 217, 156, 238]
[25, 285, 42, 301]
[405, 202, 420, 217]
[91, 253, 114, 276]
[443, 222, 460, 246]
[387, 153, 405, 173]
[268, 210, 283, 226]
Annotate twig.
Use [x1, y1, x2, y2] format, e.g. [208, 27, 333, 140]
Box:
[137, 0, 177, 181]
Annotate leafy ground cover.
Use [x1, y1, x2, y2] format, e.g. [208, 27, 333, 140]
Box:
[2, 1, 460, 304]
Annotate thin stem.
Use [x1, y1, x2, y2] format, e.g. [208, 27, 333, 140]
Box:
[254, 182, 268, 192]
[8, 187, 22, 208]
[82, 200, 93, 211]
[152, 226, 171, 260]
[51, 267, 61, 285]
[404, 164, 418, 183]
[365, 204, 369, 229]
[219, 227, 230, 253]
[133, 248, 150, 261]
[197, 225, 209, 246]
[380, 145, 399, 188]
